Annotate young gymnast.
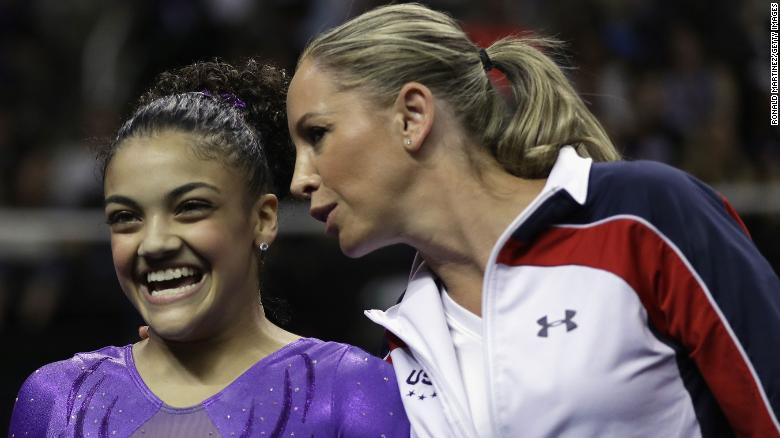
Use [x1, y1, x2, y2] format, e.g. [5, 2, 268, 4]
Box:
[9, 59, 409, 438]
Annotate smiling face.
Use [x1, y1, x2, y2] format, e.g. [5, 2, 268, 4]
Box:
[104, 129, 277, 341]
[287, 59, 416, 257]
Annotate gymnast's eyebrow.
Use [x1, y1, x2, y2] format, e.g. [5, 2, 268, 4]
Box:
[103, 195, 141, 210]
[167, 182, 221, 199]
[104, 182, 221, 208]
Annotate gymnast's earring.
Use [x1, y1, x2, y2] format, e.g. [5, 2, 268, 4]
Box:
[257, 242, 269, 256]
[404, 138, 412, 146]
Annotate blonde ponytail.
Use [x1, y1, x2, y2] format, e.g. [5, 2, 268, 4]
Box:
[300, 3, 620, 179]
[484, 37, 620, 178]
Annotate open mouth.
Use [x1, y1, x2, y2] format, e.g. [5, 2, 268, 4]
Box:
[143, 266, 205, 297]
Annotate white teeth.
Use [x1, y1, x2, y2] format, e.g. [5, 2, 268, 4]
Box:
[150, 281, 199, 297]
[146, 267, 197, 284]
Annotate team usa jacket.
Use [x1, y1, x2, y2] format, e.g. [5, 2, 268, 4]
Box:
[366, 147, 780, 438]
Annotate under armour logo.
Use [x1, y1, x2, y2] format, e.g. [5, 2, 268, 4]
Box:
[537, 310, 578, 337]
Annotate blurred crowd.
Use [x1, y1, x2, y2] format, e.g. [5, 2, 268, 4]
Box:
[0, 0, 778, 429]
[1, 1, 776, 211]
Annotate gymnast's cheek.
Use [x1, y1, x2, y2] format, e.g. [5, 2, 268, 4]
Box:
[109, 234, 139, 298]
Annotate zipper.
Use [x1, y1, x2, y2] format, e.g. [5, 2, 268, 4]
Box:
[481, 188, 562, 437]
[365, 310, 477, 438]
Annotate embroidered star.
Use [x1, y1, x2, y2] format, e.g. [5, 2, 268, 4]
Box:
[418, 394, 426, 400]
[406, 390, 415, 397]
[431, 392, 437, 398]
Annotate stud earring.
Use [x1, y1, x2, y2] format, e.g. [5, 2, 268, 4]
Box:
[257, 242, 269, 253]
[404, 138, 412, 146]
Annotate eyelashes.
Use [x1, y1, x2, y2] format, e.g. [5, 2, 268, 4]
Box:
[105, 210, 137, 225]
[305, 126, 328, 144]
[175, 199, 213, 215]
[105, 200, 215, 227]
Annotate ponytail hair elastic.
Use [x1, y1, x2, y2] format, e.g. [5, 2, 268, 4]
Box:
[479, 48, 494, 72]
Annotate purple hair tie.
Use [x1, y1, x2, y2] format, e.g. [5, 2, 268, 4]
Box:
[199, 89, 247, 110]
[218, 92, 247, 110]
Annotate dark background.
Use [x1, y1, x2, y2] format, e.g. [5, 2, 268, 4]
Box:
[1, 0, 778, 432]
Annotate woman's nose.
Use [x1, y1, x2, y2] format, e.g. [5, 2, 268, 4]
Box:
[290, 151, 321, 200]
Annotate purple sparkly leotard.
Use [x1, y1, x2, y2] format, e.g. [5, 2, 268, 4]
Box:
[10, 338, 410, 437]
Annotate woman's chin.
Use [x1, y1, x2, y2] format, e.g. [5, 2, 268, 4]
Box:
[340, 244, 366, 259]
[338, 232, 386, 259]
[147, 323, 196, 342]
[144, 312, 207, 342]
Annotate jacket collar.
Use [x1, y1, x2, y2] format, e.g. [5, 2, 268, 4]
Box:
[403, 146, 592, 275]
[541, 145, 592, 205]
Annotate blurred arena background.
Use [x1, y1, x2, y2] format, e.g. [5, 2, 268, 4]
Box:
[1, 0, 778, 430]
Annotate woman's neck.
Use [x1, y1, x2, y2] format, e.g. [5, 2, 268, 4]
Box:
[407, 157, 546, 316]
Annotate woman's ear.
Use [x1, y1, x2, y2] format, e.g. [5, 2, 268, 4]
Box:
[393, 82, 435, 153]
[253, 193, 278, 247]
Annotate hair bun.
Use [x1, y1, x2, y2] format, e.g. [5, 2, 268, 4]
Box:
[139, 59, 294, 198]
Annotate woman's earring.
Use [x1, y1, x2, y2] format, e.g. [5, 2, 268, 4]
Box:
[257, 242, 269, 254]
[404, 138, 412, 146]
[257, 242, 270, 263]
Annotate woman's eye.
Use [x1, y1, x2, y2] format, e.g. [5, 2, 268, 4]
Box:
[106, 211, 138, 226]
[306, 126, 328, 144]
[176, 200, 213, 216]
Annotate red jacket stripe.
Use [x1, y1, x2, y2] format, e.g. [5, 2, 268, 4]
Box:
[498, 217, 779, 436]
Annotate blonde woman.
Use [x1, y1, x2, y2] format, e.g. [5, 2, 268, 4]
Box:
[286, 3, 780, 437]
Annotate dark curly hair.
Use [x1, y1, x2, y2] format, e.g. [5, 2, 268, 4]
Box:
[99, 58, 294, 199]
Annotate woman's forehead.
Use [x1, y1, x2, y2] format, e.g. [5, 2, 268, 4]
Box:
[289, 65, 385, 122]
[288, 61, 335, 110]
[105, 131, 242, 193]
